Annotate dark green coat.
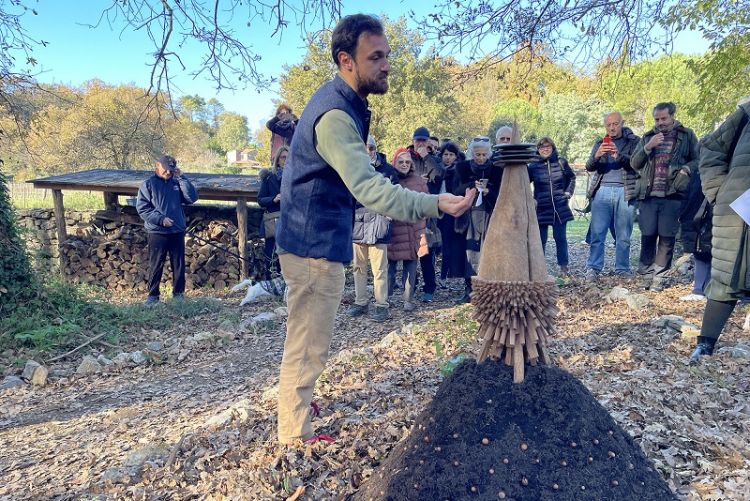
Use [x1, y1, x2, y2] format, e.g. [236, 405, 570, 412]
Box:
[630, 121, 700, 199]
[699, 103, 750, 300]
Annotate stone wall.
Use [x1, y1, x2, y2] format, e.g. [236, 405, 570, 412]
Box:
[16, 205, 267, 291]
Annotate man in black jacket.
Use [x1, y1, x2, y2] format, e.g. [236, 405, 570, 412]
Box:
[347, 135, 399, 321]
[584, 112, 640, 280]
[631, 102, 699, 291]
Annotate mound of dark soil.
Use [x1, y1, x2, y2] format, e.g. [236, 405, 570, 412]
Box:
[354, 360, 675, 500]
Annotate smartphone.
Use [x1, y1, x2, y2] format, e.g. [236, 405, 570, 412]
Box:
[603, 136, 612, 145]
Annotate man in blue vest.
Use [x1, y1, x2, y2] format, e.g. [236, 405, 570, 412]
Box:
[275, 14, 475, 445]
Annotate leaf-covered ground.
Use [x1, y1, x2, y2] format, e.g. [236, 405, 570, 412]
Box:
[1, 240, 749, 500]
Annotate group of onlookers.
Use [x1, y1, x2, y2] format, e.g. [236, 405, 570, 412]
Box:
[255, 97, 750, 365]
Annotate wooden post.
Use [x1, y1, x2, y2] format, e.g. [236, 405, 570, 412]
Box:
[52, 189, 68, 273]
[103, 191, 118, 211]
[236, 198, 249, 279]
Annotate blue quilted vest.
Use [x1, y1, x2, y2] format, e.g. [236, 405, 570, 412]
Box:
[276, 75, 371, 262]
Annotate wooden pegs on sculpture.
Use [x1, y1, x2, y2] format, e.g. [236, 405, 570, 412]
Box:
[471, 142, 558, 383]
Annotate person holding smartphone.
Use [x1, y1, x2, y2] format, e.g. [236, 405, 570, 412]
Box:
[583, 111, 641, 281]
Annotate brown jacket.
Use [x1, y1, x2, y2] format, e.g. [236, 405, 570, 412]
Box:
[387, 172, 429, 261]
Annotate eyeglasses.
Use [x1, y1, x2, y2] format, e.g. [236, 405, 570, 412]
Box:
[473, 136, 491, 143]
[538, 144, 553, 149]
[367, 145, 376, 151]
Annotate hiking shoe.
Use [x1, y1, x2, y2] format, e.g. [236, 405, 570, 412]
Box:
[370, 306, 389, 321]
[422, 293, 434, 303]
[689, 342, 714, 365]
[455, 291, 471, 304]
[680, 293, 706, 302]
[403, 301, 416, 312]
[346, 303, 368, 317]
[144, 296, 160, 306]
[584, 269, 599, 283]
[559, 266, 569, 277]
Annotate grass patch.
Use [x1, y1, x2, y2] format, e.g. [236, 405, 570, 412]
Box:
[11, 191, 104, 210]
[0, 279, 223, 355]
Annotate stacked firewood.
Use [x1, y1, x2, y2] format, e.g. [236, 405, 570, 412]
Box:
[60, 218, 266, 291]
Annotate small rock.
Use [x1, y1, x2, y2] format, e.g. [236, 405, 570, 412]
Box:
[240, 312, 277, 333]
[76, 355, 102, 375]
[113, 353, 132, 366]
[680, 322, 701, 339]
[102, 467, 137, 485]
[717, 345, 750, 359]
[30, 365, 49, 386]
[1, 375, 25, 390]
[625, 294, 650, 311]
[204, 399, 252, 429]
[274, 306, 288, 317]
[653, 314, 684, 329]
[379, 331, 404, 348]
[21, 360, 42, 380]
[606, 287, 630, 302]
[177, 349, 191, 362]
[124, 445, 169, 469]
[130, 351, 147, 365]
[743, 313, 750, 331]
[145, 341, 163, 352]
[190, 331, 216, 345]
[97, 355, 114, 366]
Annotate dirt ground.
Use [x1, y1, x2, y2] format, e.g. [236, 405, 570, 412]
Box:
[1, 239, 750, 500]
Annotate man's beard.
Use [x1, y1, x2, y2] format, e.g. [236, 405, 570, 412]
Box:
[356, 68, 388, 95]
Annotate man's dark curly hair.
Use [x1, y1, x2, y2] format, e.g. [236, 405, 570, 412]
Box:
[331, 14, 384, 67]
[653, 102, 677, 116]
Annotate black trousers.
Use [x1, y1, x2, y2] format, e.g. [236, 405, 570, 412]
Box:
[147, 232, 186, 298]
[419, 252, 437, 294]
[638, 197, 681, 277]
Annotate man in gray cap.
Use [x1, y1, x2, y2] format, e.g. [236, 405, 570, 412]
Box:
[136, 155, 199, 305]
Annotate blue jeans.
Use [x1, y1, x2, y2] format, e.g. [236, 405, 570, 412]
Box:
[586, 186, 634, 273]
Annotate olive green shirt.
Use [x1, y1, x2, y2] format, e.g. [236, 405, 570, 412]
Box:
[314, 109, 440, 221]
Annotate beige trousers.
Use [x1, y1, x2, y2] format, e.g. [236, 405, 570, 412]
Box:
[352, 242, 389, 308]
[277, 253, 345, 443]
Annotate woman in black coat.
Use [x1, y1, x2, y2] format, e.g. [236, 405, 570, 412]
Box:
[436, 142, 467, 286]
[527, 137, 576, 275]
[257, 146, 288, 279]
[452, 137, 503, 302]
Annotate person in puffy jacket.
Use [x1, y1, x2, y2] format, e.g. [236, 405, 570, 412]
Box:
[690, 99, 750, 364]
[528, 137, 576, 276]
[387, 148, 429, 312]
[346, 135, 399, 321]
[258, 145, 287, 279]
[436, 142, 468, 288]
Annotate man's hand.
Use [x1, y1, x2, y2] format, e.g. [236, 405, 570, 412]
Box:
[645, 133, 665, 152]
[273, 194, 281, 203]
[163, 217, 174, 227]
[438, 188, 477, 217]
[415, 145, 429, 158]
[595, 142, 619, 160]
